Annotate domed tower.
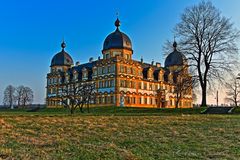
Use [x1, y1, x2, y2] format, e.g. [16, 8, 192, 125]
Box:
[102, 18, 133, 60]
[164, 41, 187, 72]
[50, 41, 73, 72]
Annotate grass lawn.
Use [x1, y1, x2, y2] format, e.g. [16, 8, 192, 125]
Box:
[0, 107, 240, 159]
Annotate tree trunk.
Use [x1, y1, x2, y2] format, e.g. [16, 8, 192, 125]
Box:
[175, 100, 179, 108]
[80, 103, 84, 113]
[201, 84, 207, 107]
[70, 109, 73, 114]
[87, 103, 90, 113]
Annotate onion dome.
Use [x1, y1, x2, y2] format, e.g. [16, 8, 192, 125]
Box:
[103, 18, 132, 51]
[164, 41, 187, 67]
[51, 41, 73, 67]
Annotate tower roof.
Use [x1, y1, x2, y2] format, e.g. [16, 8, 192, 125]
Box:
[51, 41, 73, 67]
[164, 41, 187, 67]
[103, 18, 132, 51]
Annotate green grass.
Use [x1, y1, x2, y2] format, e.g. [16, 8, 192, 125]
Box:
[0, 106, 205, 116]
[1, 107, 240, 159]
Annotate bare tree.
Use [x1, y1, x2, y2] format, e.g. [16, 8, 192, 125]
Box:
[3, 85, 16, 108]
[21, 87, 34, 107]
[59, 82, 79, 114]
[79, 82, 96, 113]
[174, 1, 240, 107]
[173, 67, 194, 108]
[16, 85, 25, 107]
[59, 82, 96, 114]
[225, 76, 240, 107]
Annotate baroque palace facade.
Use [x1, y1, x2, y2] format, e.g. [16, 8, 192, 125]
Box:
[46, 18, 192, 108]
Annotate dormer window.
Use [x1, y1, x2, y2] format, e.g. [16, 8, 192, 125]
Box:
[106, 53, 110, 59]
[74, 74, 78, 81]
[113, 51, 121, 57]
[82, 68, 88, 80]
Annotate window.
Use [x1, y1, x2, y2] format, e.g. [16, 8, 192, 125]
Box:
[110, 80, 114, 87]
[83, 72, 87, 78]
[126, 97, 130, 104]
[53, 88, 56, 94]
[125, 66, 127, 73]
[74, 74, 78, 80]
[149, 84, 152, 90]
[102, 81, 105, 88]
[47, 88, 51, 94]
[93, 70, 97, 76]
[99, 81, 102, 88]
[139, 97, 142, 104]
[144, 83, 147, 90]
[106, 53, 110, 59]
[58, 88, 62, 94]
[144, 98, 147, 104]
[102, 67, 106, 74]
[132, 82, 136, 88]
[98, 67, 102, 75]
[138, 82, 142, 89]
[120, 65, 124, 73]
[132, 97, 136, 104]
[111, 65, 115, 73]
[129, 81, 132, 88]
[105, 81, 108, 88]
[127, 67, 131, 74]
[138, 70, 142, 76]
[105, 97, 108, 104]
[110, 96, 114, 103]
[113, 51, 121, 57]
[132, 68, 135, 75]
[108, 66, 111, 73]
[150, 98, 153, 105]
[120, 80, 125, 87]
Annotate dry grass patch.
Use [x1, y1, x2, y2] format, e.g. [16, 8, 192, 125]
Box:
[0, 114, 240, 159]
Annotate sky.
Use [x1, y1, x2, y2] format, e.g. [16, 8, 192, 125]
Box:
[0, 0, 239, 105]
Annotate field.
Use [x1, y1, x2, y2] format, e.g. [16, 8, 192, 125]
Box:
[0, 107, 240, 160]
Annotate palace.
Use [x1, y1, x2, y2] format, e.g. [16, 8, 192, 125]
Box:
[46, 18, 192, 108]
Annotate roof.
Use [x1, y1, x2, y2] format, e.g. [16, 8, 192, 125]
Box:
[51, 42, 74, 67]
[103, 18, 132, 51]
[51, 49, 73, 67]
[164, 42, 187, 67]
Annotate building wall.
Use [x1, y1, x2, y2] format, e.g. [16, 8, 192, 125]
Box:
[46, 55, 193, 108]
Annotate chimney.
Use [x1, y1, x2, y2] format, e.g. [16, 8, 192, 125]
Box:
[89, 57, 94, 63]
[141, 56, 143, 63]
[98, 56, 101, 60]
[76, 61, 80, 66]
[156, 62, 161, 68]
[151, 60, 154, 65]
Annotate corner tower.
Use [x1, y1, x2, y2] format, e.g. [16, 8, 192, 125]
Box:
[50, 41, 73, 73]
[102, 18, 133, 60]
[164, 41, 187, 72]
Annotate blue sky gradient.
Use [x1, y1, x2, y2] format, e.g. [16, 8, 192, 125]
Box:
[0, 0, 239, 104]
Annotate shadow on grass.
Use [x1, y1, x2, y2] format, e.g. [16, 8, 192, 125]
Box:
[0, 106, 208, 117]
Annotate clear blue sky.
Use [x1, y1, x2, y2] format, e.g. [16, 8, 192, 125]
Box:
[0, 0, 239, 104]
